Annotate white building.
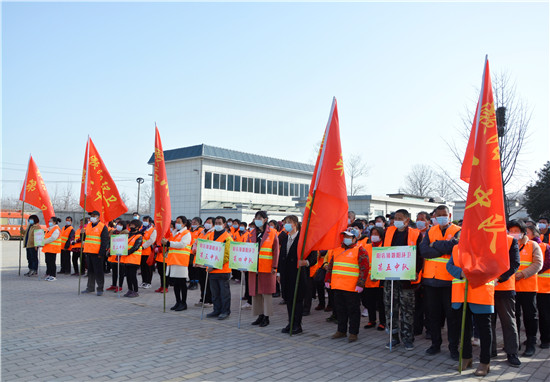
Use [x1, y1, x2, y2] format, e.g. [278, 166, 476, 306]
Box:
[148, 144, 314, 223]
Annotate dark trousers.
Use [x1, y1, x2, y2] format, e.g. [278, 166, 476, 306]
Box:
[414, 286, 428, 335]
[243, 271, 252, 304]
[173, 277, 188, 304]
[140, 256, 153, 284]
[60, 250, 71, 273]
[303, 276, 313, 314]
[451, 305, 492, 364]
[209, 273, 231, 315]
[424, 285, 457, 351]
[315, 279, 326, 307]
[156, 261, 167, 288]
[125, 264, 139, 292]
[86, 253, 105, 292]
[26, 247, 38, 271]
[197, 267, 213, 304]
[364, 287, 386, 325]
[491, 291, 519, 355]
[72, 251, 86, 274]
[537, 293, 550, 344]
[284, 274, 306, 328]
[45, 253, 57, 277]
[111, 261, 125, 287]
[334, 289, 361, 335]
[516, 291, 538, 340]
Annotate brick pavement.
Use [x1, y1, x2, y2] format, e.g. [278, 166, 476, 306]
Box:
[2, 241, 549, 381]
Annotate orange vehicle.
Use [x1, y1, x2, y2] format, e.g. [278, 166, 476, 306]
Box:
[0, 210, 30, 241]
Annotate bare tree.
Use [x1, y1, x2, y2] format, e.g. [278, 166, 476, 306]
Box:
[402, 164, 435, 197]
[431, 171, 459, 202]
[140, 183, 153, 215]
[345, 154, 369, 196]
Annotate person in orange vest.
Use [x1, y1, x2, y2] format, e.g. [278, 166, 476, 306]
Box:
[43, 217, 62, 281]
[162, 216, 192, 311]
[419, 205, 461, 358]
[446, 247, 495, 376]
[382, 209, 423, 350]
[239, 222, 255, 309]
[81, 210, 110, 296]
[229, 219, 242, 283]
[374, 215, 387, 230]
[154, 220, 175, 294]
[139, 216, 156, 289]
[413, 211, 431, 339]
[106, 221, 128, 292]
[312, 250, 328, 311]
[70, 218, 87, 276]
[192, 217, 214, 307]
[58, 217, 75, 275]
[350, 221, 371, 319]
[121, 219, 144, 297]
[187, 217, 203, 291]
[325, 227, 370, 342]
[415, 211, 430, 239]
[526, 224, 550, 349]
[247, 211, 280, 328]
[363, 226, 386, 331]
[204, 216, 233, 320]
[490, 235, 521, 367]
[538, 218, 549, 244]
[509, 219, 543, 357]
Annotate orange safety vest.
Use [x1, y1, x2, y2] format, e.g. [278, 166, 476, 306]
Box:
[121, 234, 143, 265]
[190, 227, 204, 245]
[83, 222, 105, 254]
[515, 240, 538, 292]
[59, 225, 74, 250]
[330, 245, 361, 292]
[451, 247, 495, 306]
[363, 243, 380, 288]
[423, 224, 461, 282]
[71, 228, 82, 251]
[253, 228, 278, 273]
[494, 236, 516, 291]
[43, 226, 62, 254]
[384, 226, 422, 284]
[141, 226, 156, 257]
[537, 242, 550, 294]
[205, 230, 231, 274]
[165, 230, 192, 267]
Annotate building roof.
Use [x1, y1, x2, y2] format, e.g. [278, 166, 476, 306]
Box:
[148, 144, 314, 173]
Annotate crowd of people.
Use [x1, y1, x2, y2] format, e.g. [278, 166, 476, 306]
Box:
[21, 208, 550, 377]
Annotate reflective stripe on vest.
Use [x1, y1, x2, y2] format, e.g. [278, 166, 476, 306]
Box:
[451, 278, 495, 306]
[83, 222, 105, 254]
[43, 226, 62, 254]
[165, 230, 191, 266]
[70, 229, 82, 250]
[121, 234, 143, 265]
[516, 241, 538, 292]
[423, 224, 460, 282]
[141, 226, 155, 256]
[331, 246, 360, 292]
[257, 228, 277, 273]
[537, 243, 550, 294]
[59, 226, 73, 247]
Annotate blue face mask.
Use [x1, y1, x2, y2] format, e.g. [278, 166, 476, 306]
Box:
[175, 223, 182, 231]
[436, 216, 449, 226]
[239, 226, 245, 232]
[254, 219, 264, 228]
[394, 220, 405, 229]
[416, 221, 426, 230]
[343, 237, 353, 246]
[284, 223, 293, 232]
[233, 224, 238, 229]
[28, 219, 34, 225]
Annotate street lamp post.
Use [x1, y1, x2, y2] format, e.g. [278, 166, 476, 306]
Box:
[496, 106, 509, 221]
[136, 177, 144, 215]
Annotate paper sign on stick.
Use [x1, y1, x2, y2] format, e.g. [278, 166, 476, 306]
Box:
[371, 246, 417, 280]
[110, 234, 128, 256]
[195, 239, 225, 269]
[34, 229, 45, 247]
[229, 241, 258, 272]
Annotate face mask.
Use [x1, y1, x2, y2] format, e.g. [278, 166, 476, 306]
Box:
[416, 221, 426, 230]
[436, 216, 449, 226]
[254, 219, 264, 228]
[215, 225, 224, 232]
[538, 223, 547, 230]
[232, 224, 238, 229]
[49, 222, 55, 227]
[143, 221, 149, 227]
[369, 225, 374, 229]
[249, 227, 254, 232]
[394, 220, 405, 229]
[204, 223, 212, 230]
[191, 224, 198, 230]
[284, 223, 293, 232]
[116, 225, 123, 231]
[343, 237, 353, 246]
[175, 223, 182, 231]
[375, 222, 384, 228]
[133, 216, 139, 220]
[371, 235, 381, 243]
[511, 233, 523, 241]
[90, 217, 98, 224]
[239, 226, 245, 232]
[65, 221, 71, 226]
[431, 218, 438, 225]
[348, 219, 351, 224]
[28, 219, 34, 225]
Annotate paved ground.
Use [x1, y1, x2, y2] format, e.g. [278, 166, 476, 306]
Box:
[1, 241, 549, 381]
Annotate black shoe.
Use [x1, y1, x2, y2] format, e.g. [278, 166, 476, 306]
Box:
[540, 343, 550, 349]
[279, 300, 287, 305]
[188, 282, 198, 291]
[450, 350, 459, 361]
[507, 354, 521, 367]
[425, 346, 440, 356]
[170, 303, 180, 310]
[385, 338, 400, 349]
[326, 315, 337, 323]
[425, 332, 432, 340]
[259, 316, 270, 327]
[491, 350, 498, 358]
[217, 313, 230, 320]
[281, 325, 290, 334]
[523, 344, 536, 357]
[206, 311, 220, 318]
[251, 314, 265, 325]
[291, 327, 303, 335]
[175, 303, 187, 311]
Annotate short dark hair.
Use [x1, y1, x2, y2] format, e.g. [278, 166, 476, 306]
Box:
[50, 216, 61, 224]
[374, 215, 386, 223]
[417, 211, 430, 220]
[117, 220, 128, 230]
[435, 205, 450, 213]
[240, 222, 248, 228]
[29, 214, 39, 224]
[232, 219, 240, 225]
[255, 211, 268, 220]
[540, 217, 549, 223]
[66, 216, 73, 222]
[215, 216, 227, 224]
[205, 217, 215, 225]
[395, 209, 410, 219]
[507, 219, 526, 234]
[370, 226, 385, 239]
[176, 216, 187, 225]
[142, 215, 153, 223]
[130, 219, 142, 229]
[132, 212, 139, 215]
[192, 217, 202, 225]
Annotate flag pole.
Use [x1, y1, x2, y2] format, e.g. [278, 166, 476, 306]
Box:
[458, 280, 469, 374]
[18, 201, 25, 276]
[238, 270, 245, 329]
[290, 189, 317, 336]
[163, 243, 167, 313]
[389, 280, 394, 351]
[79, 137, 90, 295]
[201, 271, 210, 320]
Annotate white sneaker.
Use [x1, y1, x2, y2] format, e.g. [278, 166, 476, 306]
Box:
[139, 282, 145, 288]
[143, 283, 151, 289]
[49, 277, 57, 281]
[361, 308, 369, 317]
[241, 302, 252, 309]
[472, 337, 480, 346]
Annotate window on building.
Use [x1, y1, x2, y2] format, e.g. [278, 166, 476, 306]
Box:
[261, 179, 266, 194]
[234, 175, 241, 192]
[305, 185, 309, 196]
[205, 172, 212, 189]
[213, 173, 220, 189]
[267, 180, 272, 194]
[300, 184, 305, 197]
[248, 178, 254, 193]
[278, 181, 284, 196]
[272, 181, 278, 195]
[289, 183, 294, 197]
[254, 178, 260, 194]
[227, 175, 234, 191]
[283, 181, 289, 196]
[242, 177, 248, 192]
[220, 174, 227, 190]
[375, 210, 384, 217]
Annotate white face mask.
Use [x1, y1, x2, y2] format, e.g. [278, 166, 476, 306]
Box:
[214, 224, 224, 232]
[204, 223, 212, 230]
[416, 221, 426, 230]
[65, 221, 71, 226]
[90, 217, 99, 224]
[49, 222, 55, 227]
[343, 237, 353, 246]
[371, 235, 381, 243]
[538, 223, 548, 230]
[431, 218, 438, 225]
[191, 224, 198, 230]
[394, 220, 405, 229]
[142, 221, 149, 227]
[436, 216, 450, 226]
[511, 233, 523, 241]
[375, 222, 384, 228]
[175, 223, 183, 231]
[116, 225, 123, 231]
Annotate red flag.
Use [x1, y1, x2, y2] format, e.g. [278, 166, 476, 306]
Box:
[297, 98, 348, 260]
[19, 156, 55, 223]
[79, 137, 128, 222]
[456, 57, 509, 288]
[153, 125, 172, 245]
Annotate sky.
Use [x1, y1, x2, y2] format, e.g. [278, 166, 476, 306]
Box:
[2, 1, 549, 207]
